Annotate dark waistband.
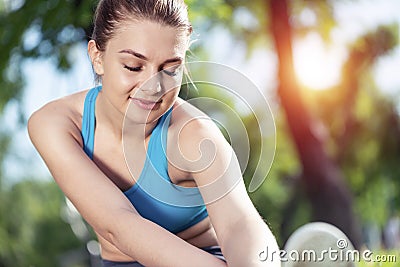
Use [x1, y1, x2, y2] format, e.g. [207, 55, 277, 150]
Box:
[102, 246, 225, 267]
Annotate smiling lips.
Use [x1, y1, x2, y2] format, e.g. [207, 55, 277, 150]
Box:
[130, 97, 162, 110]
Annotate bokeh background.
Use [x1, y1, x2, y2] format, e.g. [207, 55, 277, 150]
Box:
[0, 0, 399, 266]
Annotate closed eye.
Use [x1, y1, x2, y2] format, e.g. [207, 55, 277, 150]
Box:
[124, 65, 143, 72]
[162, 65, 182, 77]
[163, 69, 178, 77]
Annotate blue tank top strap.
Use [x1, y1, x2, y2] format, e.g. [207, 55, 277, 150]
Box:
[81, 86, 101, 159]
[147, 108, 173, 179]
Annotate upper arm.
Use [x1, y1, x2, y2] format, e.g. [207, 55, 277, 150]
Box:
[173, 114, 260, 244]
[27, 103, 137, 239]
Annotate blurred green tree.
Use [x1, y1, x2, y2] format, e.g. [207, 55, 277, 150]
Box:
[269, 0, 363, 248]
[0, 180, 86, 267]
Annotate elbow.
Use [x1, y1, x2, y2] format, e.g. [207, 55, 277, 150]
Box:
[104, 224, 127, 249]
[95, 209, 142, 253]
[27, 111, 38, 142]
[27, 109, 47, 146]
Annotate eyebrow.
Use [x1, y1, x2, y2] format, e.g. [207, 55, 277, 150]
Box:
[118, 49, 183, 64]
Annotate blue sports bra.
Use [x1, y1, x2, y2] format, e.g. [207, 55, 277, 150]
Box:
[81, 86, 208, 233]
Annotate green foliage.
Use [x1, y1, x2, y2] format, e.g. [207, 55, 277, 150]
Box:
[188, 0, 272, 57]
[291, 0, 335, 41]
[0, 179, 84, 267]
[346, 89, 400, 225]
[0, 0, 96, 116]
[325, 28, 398, 218]
[187, 0, 234, 29]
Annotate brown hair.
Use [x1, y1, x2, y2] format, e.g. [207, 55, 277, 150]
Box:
[92, 0, 192, 52]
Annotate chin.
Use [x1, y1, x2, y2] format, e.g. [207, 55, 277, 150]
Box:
[124, 104, 170, 125]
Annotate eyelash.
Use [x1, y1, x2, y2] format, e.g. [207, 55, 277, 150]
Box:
[124, 65, 180, 77]
[163, 69, 178, 77]
[124, 65, 143, 72]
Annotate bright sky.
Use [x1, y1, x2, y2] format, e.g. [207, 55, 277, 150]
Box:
[1, 0, 400, 183]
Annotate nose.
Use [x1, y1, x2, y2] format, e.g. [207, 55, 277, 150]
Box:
[140, 69, 162, 95]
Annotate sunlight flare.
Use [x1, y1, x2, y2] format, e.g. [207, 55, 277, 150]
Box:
[293, 33, 345, 90]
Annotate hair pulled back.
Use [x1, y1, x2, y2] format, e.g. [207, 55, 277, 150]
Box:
[92, 0, 192, 51]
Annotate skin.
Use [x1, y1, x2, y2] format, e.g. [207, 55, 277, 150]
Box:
[28, 19, 280, 266]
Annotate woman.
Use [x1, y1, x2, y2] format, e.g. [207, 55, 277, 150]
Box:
[28, 0, 280, 266]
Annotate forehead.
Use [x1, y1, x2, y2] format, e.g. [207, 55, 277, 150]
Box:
[106, 20, 188, 59]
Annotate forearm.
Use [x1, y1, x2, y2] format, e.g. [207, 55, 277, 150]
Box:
[221, 217, 281, 267]
[106, 211, 227, 267]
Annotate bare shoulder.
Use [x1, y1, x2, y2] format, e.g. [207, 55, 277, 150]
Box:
[168, 98, 232, 174]
[170, 97, 224, 142]
[28, 90, 89, 146]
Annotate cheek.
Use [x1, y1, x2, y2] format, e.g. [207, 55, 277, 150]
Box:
[119, 72, 139, 88]
[163, 86, 180, 101]
[100, 53, 130, 85]
[103, 64, 138, 89]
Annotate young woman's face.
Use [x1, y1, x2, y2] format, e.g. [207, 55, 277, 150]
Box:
[95, 20, 188, 124]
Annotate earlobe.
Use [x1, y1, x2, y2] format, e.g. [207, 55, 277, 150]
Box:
[88, 40, 105, 75]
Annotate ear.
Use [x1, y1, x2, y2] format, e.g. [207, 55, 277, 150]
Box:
[88, 40, 105, 76]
